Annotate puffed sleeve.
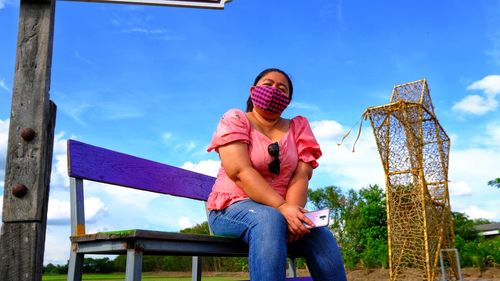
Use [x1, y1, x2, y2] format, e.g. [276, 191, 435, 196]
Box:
[292, 116, 322, 168]
[207, 109, 250, 152]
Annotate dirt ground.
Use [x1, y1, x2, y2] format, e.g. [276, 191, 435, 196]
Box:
[160, 267, 500, 280]
[343, 267, 500, 281]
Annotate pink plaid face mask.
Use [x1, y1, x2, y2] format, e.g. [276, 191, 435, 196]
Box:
[251, 85, 290, 114]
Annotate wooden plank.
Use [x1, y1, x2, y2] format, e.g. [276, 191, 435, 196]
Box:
[0, 0, 56, 278]
[2, 0, 56, 223]
[72, 238, 249, 256]
[67, 140, 215, 201]
[71, 229, 243, 244]
[0, 222, 47, 281]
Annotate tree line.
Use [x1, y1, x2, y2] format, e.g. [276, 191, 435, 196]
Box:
[308, 184, 499, 270]
[44, 184, 499, 274]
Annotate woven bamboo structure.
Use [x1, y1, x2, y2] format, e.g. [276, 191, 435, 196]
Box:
[364, 79, 459, 281]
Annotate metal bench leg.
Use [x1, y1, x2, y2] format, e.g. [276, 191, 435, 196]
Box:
[192, 256, 202, 281]
[67, 251, 84, 281]
[288, 257, 297, 277]
[125, 249, 143, 281]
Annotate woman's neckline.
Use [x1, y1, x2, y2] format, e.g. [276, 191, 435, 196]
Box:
[245, 111, 291, 143]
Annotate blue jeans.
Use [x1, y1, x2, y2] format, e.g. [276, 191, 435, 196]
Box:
[208, 200, 347, 281]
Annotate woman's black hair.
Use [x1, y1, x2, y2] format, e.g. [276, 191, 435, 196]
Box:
[246, 68, 294, 112]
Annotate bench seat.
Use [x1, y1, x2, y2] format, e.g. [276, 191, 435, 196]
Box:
[70, 229, 249, 256]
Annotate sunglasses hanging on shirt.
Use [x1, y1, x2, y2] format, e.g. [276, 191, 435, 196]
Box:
[267, 142, 280, 175]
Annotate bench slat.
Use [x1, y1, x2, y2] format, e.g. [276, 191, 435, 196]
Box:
[73, 238, 250, 257]
[70, 229, 249, 256]
[67, 140, 215, 201]
[70, 229, 241, 243]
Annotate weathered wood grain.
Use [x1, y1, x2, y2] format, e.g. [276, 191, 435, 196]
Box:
[68, 140, 216, 201]
[2, 0, 56, 222]
[0, 222, 47, 281]
[0, 0, 56, 280]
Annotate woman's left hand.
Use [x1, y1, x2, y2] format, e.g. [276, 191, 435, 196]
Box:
[277, 203, 314, 238]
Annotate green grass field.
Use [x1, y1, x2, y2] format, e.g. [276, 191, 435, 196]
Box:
[42, 273, 244, 281]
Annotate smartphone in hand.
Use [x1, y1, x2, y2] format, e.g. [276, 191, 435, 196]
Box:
[304, 209, 330, 228]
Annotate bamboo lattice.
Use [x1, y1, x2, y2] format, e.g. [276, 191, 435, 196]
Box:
[364, 79, 459, 281]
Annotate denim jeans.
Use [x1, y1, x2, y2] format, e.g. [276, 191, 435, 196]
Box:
[208, 200, 347, 281]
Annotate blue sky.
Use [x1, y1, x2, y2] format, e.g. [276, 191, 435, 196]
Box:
[1, 0, 499, 265]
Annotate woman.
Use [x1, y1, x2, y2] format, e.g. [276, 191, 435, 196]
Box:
[207, 68, 347, 281]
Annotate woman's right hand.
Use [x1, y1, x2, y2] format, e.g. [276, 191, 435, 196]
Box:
[277, 202, 314, 238]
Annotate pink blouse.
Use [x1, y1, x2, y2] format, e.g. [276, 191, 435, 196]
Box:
[206, 109, 322, 210]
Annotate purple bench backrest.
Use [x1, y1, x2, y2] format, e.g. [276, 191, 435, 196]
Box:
[67, 139, 216, 201]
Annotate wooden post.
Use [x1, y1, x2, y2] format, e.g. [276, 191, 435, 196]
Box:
[0, 0, 56, 280]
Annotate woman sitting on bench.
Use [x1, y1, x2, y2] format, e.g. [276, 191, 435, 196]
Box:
[207, 68, 347, 281]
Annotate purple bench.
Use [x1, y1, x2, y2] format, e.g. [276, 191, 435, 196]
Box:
[66, 140, 305, 281]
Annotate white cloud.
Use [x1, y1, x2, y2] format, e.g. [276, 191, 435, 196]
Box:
[448, 180, 472, 196]
[47, 197, 107, 224]
[463, 205, 497, 220]
[485, 121, 500, 146]
[310, 120, 345, 141]
[452, 94, 497, 115]
[453, 75, 500, 115]
[310, 119, 385, 190]
[85, 197, 107, 220]
[47, 198, 71, 222]
[0, 78, 9, 92]
[467, 75, 500, 95]
[181, 159, 220, 177]
[50, 132, 74, 190]
[97, 182, 161, 210]
[178, 216, 192, 229]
